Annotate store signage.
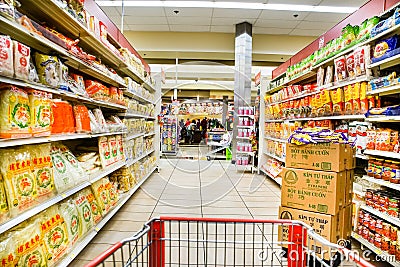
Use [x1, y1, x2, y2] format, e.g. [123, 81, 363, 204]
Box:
[254, 71, 261, 86]
[319, 36, 325, 49]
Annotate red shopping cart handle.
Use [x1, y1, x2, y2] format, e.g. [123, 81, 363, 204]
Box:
[85, 242, 123, 267]
[159, 216, 296, 224]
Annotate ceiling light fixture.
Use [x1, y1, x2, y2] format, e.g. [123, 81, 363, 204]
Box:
[95, 1, 357, 14]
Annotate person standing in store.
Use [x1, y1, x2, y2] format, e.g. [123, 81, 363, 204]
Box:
[201, 117, 208, 138]
[185, 118, 190, 127]
[196, 119, 201, 130]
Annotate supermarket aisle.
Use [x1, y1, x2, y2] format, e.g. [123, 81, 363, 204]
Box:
[74, 149, 281, 265]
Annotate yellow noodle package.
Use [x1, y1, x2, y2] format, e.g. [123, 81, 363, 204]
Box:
[0, 176, 9, 223]
[29, 90, 52, 137]
[91, 177, 111, 215]
[13, 223, 47, 267]
[0, 234, 17, 267]
[0, 85, 31, 139]
[0, 147, 37, 215]
[51, 144, 75, 192]
[31, 144, 55, 200]
[80, 188, 102, 225]
[57, 143, 88, 183]
[59, 200, 81, 248]
[73, 192, 93, 236]
[37, 206, 69, 266]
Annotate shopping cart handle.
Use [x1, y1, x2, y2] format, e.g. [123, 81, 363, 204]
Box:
[85, 242, 123, 267]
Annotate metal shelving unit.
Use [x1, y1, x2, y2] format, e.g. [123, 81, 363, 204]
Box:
[364, 150, 400, 160]
[367, 84, 400, 96]
[126, 149, 156, 167]
[361, 204, 400, 228]
[361, 175, 400, 192]
[263, 151, 285, 162]
[264, 136, 287, 143]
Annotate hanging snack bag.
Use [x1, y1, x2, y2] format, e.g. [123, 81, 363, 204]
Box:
[98, 136, 112, 168]
[0, 234, 17, 267]
[34, 53, 60, 87]
[0, 147, 37, 215]
[91, 177, 111, 215]
[72, 191, 93, 235]
[13, 41, 30, 81]
[73, 105, 91, 133]
[31, 143, 55, 200]
[13, 223, 47, 267]
[344, 84, 353, 114]
[330, 88, 344, 115]
[334, 56, 347, 82]
[59, 200, 81, 248]
[80, 188, 102, 224]
[29, 90, 52, 137]
[51, 143, 75, 192]
[0, 85, 31, 138]
[0, 35, 13, 77]
[37, 206, 69, 266]
[346, 52, 356, 80]
[57, 143, 88, 183]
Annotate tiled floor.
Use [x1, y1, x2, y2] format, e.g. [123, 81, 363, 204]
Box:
[74, 147, 281, 266]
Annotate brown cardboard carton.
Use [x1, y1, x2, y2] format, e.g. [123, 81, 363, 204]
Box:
[345, 170, 355, 205]
[280, 168, 346, 215]
[341, 204, 353, 240]
[285, 143, 355, 172]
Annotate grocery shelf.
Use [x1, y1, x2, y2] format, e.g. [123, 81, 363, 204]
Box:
[118, 112, 155, 119]
[123, 90, 154, 104]
[320, 75, 371, 92]
[265, 119, 284, 123]
[266, 84, 284, 95]
[260, 168, 282, 187]
[126, 132, 145, 141]
[270, 71, 286, 82]
[370, 53, 400, 70]
[58, 166, 157, 267]
[287, 114, 365, 121]
[365, 116, 400, 122]
[144, 132, 156, 137]
[0, 159, 126, 235]
[236, 151, 256, 156]
[122, 66, 156, 92]
[364, 150, 400, 160]
[263, 151, 285, 162]
[361, 175, 400, 192]
[0, 131, 126, 149]
[355, 154, 369, 160]
[367, 84, 400, 96]
[353, 189, 365, 197]
[287, 70, 317, 86]
[265, 91, 319, 107]
[126, 149, 155, 167]
[361, 204, 400, 229]
[264, 136, 287, 143]
[351, 232, 399, 267]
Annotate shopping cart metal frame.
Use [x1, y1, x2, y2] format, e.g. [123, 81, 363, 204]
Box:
[86, 217, 374, 267]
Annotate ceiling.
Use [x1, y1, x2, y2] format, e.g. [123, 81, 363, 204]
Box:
[97, 0, 369, 36]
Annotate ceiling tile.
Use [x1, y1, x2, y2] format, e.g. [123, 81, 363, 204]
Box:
[253, 27, 292, 35]
[123, 16, 168, 25]
[164, 7, 213, 17]
[122, 7, 165, 17]
[259, 10, 309, 20]
[167, 16, 211, 25]
[210, 25, 235, 33]
[304, 12, 348, 23]
[267, 0, 321, 4]
[127, 24, 170, 31]
[99, 6, 121, 16]
[169, 25, 210, 32]
[255, 19, 299, 28]
[289, 28, 324, 36]
[211, 17, 256, 26]
[212, 8, 262, 18]
[319, 0, 369, 7]
[296, 20, 337, 30]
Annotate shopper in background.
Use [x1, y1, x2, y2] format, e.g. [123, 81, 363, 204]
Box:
[201, 117, 208, 138]
[188, 120, 196, 144]
[196, 119, 201, 130]
[185, 118, 190, 127]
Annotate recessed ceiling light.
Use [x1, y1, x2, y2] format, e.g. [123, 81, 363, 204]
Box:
[95, 1, 357, 14]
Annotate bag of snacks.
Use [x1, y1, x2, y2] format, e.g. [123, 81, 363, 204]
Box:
[0, 35, 13, 77]
[13, 222, 47, 267]
[354, 46, 368, 77]
[37, 206, 69, 266]
[0, 147, 37, 215]
[98, 136, 112, 168]
[352, 83, 361, 114]
[108, 136, 118, 164]
[346, 52, 356, 79]
[51, 100, 74, 134]
[115, 135, 125, 162]
[13, 41, 30, 81]
[72, 192, 93, 235]
[0, 85, 31, 138]
[34, 53, 60, 87]
[73, 105, 91, 133]
[31, 143, 55, 200]
[334, 56, 347, 82]
[330, 88, 344, 115]
[80, 188, 102, 224]
[360, 82, 368, 113]
[373, 35, 399, 59]
[29, 90, 52, 137]
[344, 85, 353, 114]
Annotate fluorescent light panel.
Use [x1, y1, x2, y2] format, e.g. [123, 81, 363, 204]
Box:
[96, 1, 357, 14]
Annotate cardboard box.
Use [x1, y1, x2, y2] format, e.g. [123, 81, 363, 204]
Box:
[341, 204, 353, 240]
[280, 168, 346, 215]
[345, 170, 354, 205]
[285, 143, 355, 172]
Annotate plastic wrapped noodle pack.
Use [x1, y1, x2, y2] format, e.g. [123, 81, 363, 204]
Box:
[29, 90, 52, 137]
[72, 191, 93, 236]
[80, 187, 102, 224]
[59, 200, 81, 248]
[288, 127, 349, 146]
[31, 143, 56, 200]
[51, 143, 75, 192]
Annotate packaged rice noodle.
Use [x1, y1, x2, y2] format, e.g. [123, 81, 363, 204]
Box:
[80, 188, 102, 224]
[0, 176, 8, 223]
[109, 167, 131, 193]
[59, 200, 81, 248]
[37, 206, 69, 266]
[98, 136, 112, 168]
[91, 177, 111, 214]
[0, 234, 17, 267]
[0, 85, 31, 139]
[0, 35, 14, 77]
[115, 135, 124, 162]
[72, 192, 93, 235]
[106, 179, 119, 208]
[13, 41, 30, 81]
[13, 222, 47, 267]
[51, 144, 75, 192]
[34, 53, 60, 87]
[56, 143, 88, 183]
[73, 105, 91, 133]
[108, 136, 118, 164]
[0, 147, 37, 215]
[31, 143, 55, 200]
[29, 90, 52, 137]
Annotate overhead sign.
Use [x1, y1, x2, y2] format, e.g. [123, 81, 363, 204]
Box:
[254, 71, 261, 86]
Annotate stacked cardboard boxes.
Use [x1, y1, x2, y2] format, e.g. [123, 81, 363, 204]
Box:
[278, 143, 355, 258]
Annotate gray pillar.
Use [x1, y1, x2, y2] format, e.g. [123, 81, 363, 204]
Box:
[233, 22, 252, 163]
[222, 96, 228, 128]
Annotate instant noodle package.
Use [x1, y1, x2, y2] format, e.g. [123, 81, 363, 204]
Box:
[59, 200, 81, 248]
[0, 234, 16, 267]
[0, 177, 8, 223]
[51, 143, 77, 192]
[80, 188, 102, 224]
[72, 192, 93, 236]
[29, 90, 52, 137]
[31, 143, 55, 200]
